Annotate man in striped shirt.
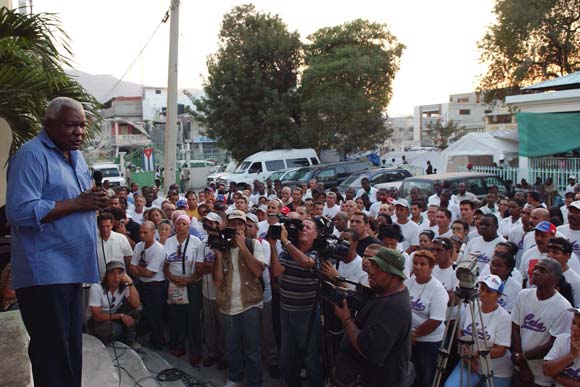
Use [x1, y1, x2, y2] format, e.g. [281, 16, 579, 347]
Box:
[270, 217, 322, 387]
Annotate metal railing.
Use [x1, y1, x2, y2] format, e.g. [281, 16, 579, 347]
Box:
[457, 165, 577, 193]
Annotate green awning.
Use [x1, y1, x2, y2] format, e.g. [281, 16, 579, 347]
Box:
[517, 112, 580, 157]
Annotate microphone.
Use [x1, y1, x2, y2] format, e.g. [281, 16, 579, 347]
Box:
[93, 170, 103, 190]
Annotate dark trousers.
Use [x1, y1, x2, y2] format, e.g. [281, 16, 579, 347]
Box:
[141, 280, 167, 348]
[16, 283, 83, 387]
[167, 282, 202, 356]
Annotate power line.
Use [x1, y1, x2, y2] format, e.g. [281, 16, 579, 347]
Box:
[101, 9, 170, 102]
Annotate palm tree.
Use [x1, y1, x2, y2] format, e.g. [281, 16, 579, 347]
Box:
[0, 7, 100, 155]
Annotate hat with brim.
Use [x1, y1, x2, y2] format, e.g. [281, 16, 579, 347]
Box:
[203, 212, 222, 224]
[475, 207, 492, 215]
[228, 209, 246, 222]
[476, 274, 503, 294]
[106, 260, 125, 273]
[569, 201, 580, 211]
[367, 248, 407, 280]
[533, 220, 557, 235]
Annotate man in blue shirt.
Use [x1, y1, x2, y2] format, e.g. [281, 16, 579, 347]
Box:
[6, 97, 108, 387]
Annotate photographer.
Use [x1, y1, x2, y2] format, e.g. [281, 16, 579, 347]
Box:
[212, 210, 267, 387]
[332, 248, 412, 386]
[322, 229, 369, 289]
[269, 217, 323, 387]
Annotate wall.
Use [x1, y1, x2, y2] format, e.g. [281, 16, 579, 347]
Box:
[0, 118, 12, 206]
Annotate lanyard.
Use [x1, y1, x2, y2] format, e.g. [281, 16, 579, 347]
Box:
[181, 236, 190, 275]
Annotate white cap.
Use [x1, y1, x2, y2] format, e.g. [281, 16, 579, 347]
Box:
[395, 198, 409, 208]
[569, 201, 580, 211]
[256, 205, 268, 213]
[203, 212, 222, 224]
[476, 274, 504, 294]
[245, 213, 259, 224]
[570, 175, 577, 180]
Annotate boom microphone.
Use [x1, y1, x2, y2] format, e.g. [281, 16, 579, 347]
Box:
[93, 170, 103, 189]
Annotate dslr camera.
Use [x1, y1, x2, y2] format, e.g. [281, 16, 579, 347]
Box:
[267, 215, 304, 245]
[207, 228, 236, 252]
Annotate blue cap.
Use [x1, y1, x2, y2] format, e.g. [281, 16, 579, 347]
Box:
[176, 199, 187, 208]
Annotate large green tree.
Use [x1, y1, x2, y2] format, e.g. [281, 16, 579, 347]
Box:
[479, 0, 580, 96]
[0, 7, 100, 155]
[300, 19, 404, 158]
[193, 4, 305, 161]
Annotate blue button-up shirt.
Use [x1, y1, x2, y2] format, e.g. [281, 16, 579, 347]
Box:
[6, 130, 99, 289]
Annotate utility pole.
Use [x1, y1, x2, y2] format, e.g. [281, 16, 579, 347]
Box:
[163, 0, 179, 190]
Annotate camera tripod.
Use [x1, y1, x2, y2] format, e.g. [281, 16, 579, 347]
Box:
[432, 286, 494, 387]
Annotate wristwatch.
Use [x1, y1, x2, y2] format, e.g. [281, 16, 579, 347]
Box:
[125, 282, 134, 287]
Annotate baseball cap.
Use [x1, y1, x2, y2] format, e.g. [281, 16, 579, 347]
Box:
[176, 199, 187, 208]
[228, 209, 246, 222]
[280, 206, 290, 215]
[366, 248, 407, 280]
[533, 221, 557, 235]
[476, 274, 504, 294]
[216, 194, 226, 202]
[475, 207, 492, 215]
[246, 213, 259, 224]
[569, 175, 576, 180]
[203, 212, 222, 224]
[395, 198, 409, 208]
[106, 260, 125, 273]
[569, 200, 580, 211]
[256, 204, 268, 213]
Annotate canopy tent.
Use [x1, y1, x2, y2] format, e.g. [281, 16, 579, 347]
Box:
[441, 132, 519, 172]
[517, 112, 580, 157]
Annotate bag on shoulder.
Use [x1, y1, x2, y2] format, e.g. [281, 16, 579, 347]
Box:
[167, 281, 189, 304]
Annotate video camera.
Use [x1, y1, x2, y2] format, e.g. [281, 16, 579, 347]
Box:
[319, 278, 372, 314]
[207, 228, 236, 252]
[311, 216, 350, 262]
[267, 215, 304, 244]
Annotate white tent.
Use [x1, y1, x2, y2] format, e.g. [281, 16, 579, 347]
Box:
[441, 132, 519, 172]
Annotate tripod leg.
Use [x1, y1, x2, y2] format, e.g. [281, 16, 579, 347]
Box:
[470, 298, 494, 387]
[432, 297, 461, 387]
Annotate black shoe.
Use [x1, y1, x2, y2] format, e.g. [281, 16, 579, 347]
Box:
[217, 359, 227, 370]
[203, 357, 218, 367]
[268, 365, 281, 379]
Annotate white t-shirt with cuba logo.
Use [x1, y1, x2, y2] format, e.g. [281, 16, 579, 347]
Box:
[512, 288, 572, 386]
[460, 235, 506, 276]
[405, 276, 449, 342]
[164, 235, 202, 277]
[545, 333, 580, 386]
[459, 305, 513, 377]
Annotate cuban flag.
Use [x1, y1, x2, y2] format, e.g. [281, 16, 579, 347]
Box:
[142, 148, 155, 171]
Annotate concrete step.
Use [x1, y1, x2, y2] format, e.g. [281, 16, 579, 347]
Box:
[82, 334, 119, 387]
[0, 310, 32, 387]
[105, 342, 158, 387]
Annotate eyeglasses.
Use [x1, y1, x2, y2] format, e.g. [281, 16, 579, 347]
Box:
[110, 295, 116, 309]
[138, 249, 146, 266]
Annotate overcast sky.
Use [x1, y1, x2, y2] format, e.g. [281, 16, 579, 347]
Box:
[33, 0, 496, 116]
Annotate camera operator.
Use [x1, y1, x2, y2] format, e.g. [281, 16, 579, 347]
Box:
[212, 210, 267, 387]
[322, 229, 369, 289]
[332, 248, 413, 387]
[269, 217, 323, 387]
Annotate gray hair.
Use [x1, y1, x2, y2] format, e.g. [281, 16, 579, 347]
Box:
[45, 97, 84, 120]
[543, 257, 563, 281]
[141, 221, 156, 232]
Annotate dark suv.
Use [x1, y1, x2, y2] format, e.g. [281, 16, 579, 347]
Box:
[281, 161, 372, 189]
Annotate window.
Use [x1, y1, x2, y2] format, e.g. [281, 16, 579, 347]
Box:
[316, 169, 336, 182]
[464, 178, 486, 196]
[457, 97, 469, 103]
[265, 160, 285, 171]
[310, 157, 319, 165]
[484, 177, 506, 195]
[155, 89, 161, 94]
[286, 158, 310, 167]
[459, 109, 471, 115]
[249, 162, 263, 174]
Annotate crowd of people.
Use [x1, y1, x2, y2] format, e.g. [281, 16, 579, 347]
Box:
[18, 172, 580, 386]
[6, 98, 580, 387]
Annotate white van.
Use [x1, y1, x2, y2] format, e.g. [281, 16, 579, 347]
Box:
[219, 148, 320, 185]
[90, 163, 127, 187]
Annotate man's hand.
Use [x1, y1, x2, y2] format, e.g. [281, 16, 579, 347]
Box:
[233, 229, 245, 248]
[120, 314, 135, 327]
[76, 190, 108, 211]
[280, 224, 289, 245]
[321, 260, 339, 280]
[115, 220, 128, 236]
[333, 299, 351, 323]
[121, 273, 133, 284]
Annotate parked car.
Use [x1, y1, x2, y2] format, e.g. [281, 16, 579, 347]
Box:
[337, 168, 413, 195]
[90, 162, 126, 187]
[207, 161, 238, 185]
[281, 161, 372, 189]
[219, 148, 320, 185]
[399, 172, 507, 199]
[267, 167, 302, 183]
